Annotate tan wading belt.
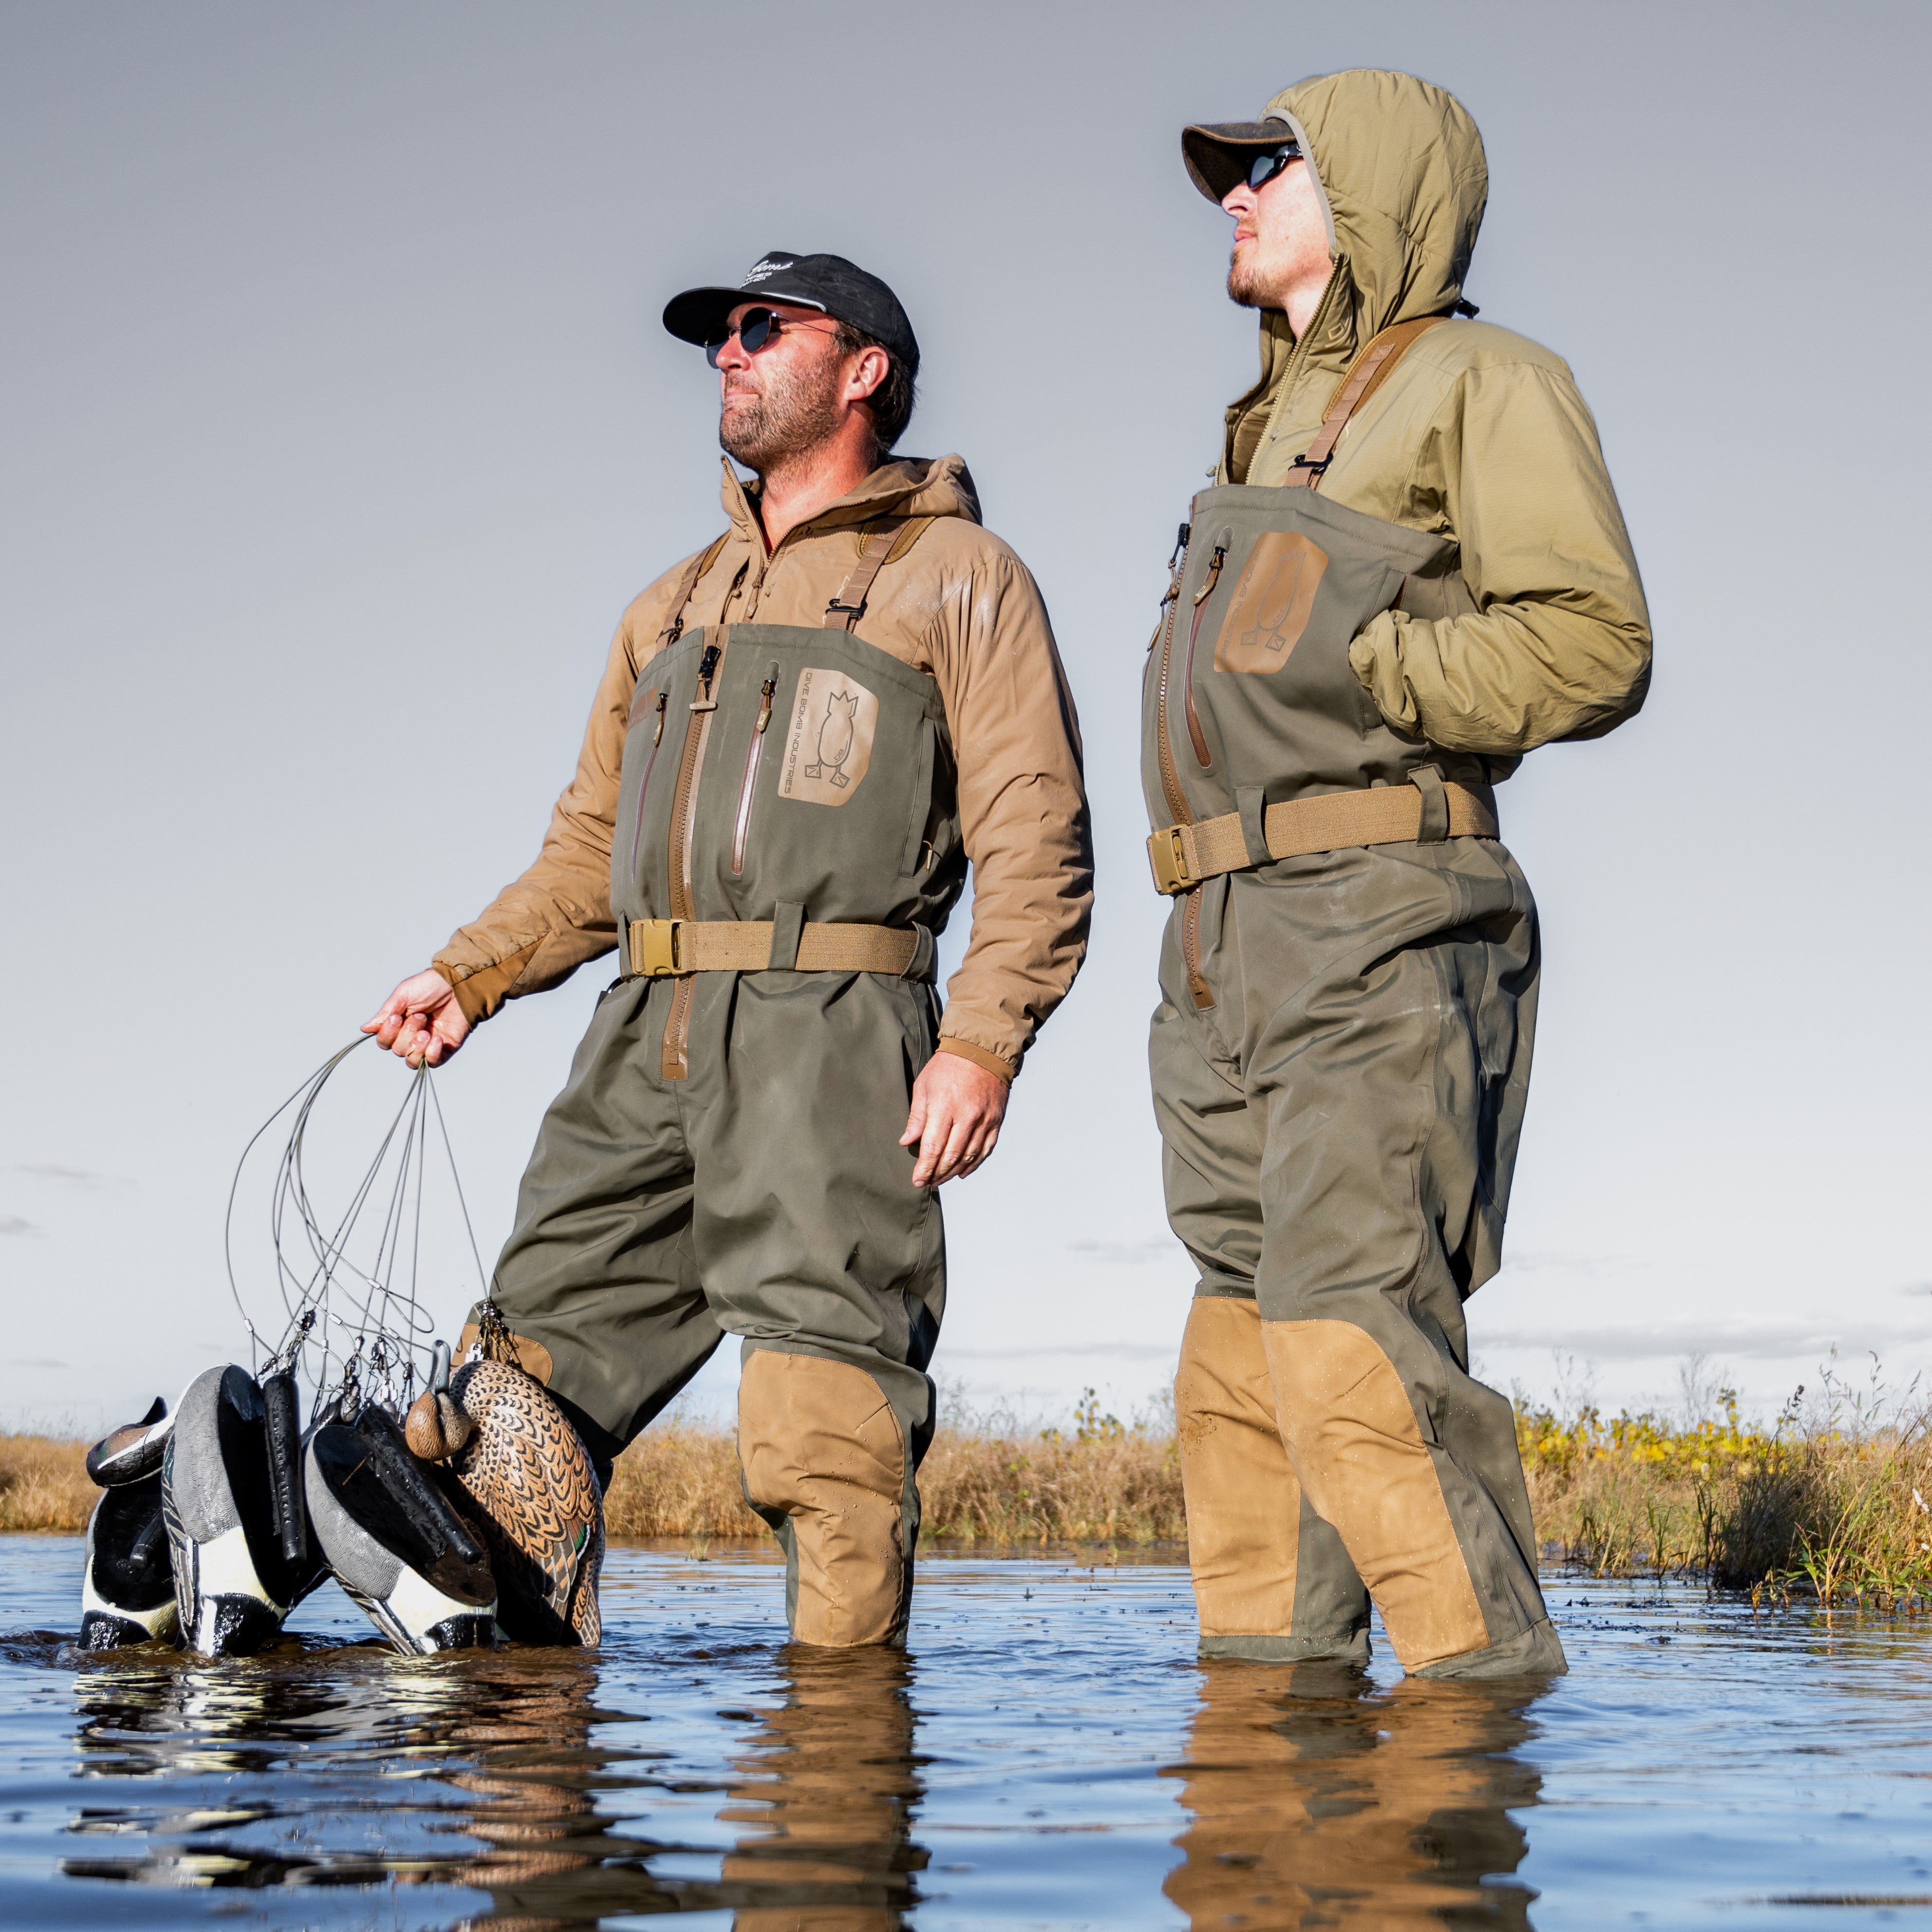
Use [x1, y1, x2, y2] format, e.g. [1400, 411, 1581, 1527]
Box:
[654, 515, 935, 1079]
[1149, 313, 1490, 898]
[1148, 773, 1498, 895]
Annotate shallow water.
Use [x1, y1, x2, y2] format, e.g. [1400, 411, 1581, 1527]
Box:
[4, 1538, 1932, 1928]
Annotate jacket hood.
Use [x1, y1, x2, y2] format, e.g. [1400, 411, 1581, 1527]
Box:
[1232, 70, 1488, 420]
[721, 453, 982, 544]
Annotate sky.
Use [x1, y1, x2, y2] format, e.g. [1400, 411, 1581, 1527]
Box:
[3, 0, 1928, 1439]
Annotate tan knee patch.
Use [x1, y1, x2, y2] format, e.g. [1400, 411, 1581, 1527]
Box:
[739, 1351, 907, 1648]
[1263, 1320, 1486, 1669]
[1175, 1298, 1301, 1636]
[457, 1320, 554, 1386]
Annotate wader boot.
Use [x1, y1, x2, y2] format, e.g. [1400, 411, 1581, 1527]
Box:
[1144, 322, 1563, 1680]
[475, 522, 959, 1648]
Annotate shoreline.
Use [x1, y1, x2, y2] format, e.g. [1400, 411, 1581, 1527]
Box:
[12, 1389, 1930, 1606]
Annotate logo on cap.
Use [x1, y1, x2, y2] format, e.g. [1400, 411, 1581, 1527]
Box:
[741, 258, 794, 285]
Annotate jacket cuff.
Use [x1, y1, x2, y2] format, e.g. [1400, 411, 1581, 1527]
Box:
[1349, 618, 1424, 736]
[433, 940, 542, 1027]
[935, 1036, 1016, 1083]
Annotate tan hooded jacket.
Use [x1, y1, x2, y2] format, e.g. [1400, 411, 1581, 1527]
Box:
[1220, 70, 1650, 757]
[430, 455, 1092, 1081]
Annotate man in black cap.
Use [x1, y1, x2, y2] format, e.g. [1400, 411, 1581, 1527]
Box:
[365, 251, 1093, 1647]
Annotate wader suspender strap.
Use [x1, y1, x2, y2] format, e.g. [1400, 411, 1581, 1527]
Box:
[1282, 315, 1448, 489]
[824, 517, 936, 630]
[655, 532, 733, 649]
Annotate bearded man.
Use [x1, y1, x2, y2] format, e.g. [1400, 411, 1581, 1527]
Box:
[367, 251, 1092, 1646]
[1148, 73, 1649, 1677]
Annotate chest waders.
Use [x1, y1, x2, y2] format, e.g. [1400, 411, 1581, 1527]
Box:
[476, 521, 958, 1648]
[1145, 321, 1563, 1678]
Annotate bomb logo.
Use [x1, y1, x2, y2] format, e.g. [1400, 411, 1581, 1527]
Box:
[805, 690, 860, 787]
[780, 668, 878, 807]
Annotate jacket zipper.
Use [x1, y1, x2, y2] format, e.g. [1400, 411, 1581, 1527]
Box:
[1182, 543, 1226, 768]
[1153, 521, 1193, 829]
[661, 634, 725, 1080]
[731, 663, 779, 876]
[626, 690, 669, 879]
[1151, 519, 1216, 1010]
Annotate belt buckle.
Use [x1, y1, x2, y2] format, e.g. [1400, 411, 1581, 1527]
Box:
[1147, 826, 1193, 896]
[631, 917, 686, 977]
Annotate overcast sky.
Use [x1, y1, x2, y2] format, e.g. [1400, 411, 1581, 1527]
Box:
[3, 0, 1927, 1437]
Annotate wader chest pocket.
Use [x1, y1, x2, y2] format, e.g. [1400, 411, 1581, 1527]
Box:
[1213, 531, 1330, 673]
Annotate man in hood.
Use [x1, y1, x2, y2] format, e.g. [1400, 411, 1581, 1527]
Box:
[1149, 72, 1649, 1677]
[366, 251, 1093, 1646]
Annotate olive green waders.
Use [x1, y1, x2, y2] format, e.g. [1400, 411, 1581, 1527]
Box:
[1145, 322, 1563, 1679]
[474, 524, 961, 1648]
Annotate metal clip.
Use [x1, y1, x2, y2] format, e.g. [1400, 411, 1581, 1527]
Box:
[1147, 826, 1193, 896]
[628, 917, 688, 977]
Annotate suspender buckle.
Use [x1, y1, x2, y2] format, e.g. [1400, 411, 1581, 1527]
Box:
[1148, 826, 1194, 896]
[626, 917, 688, 977]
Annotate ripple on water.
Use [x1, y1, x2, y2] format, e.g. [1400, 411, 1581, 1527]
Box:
[3, 1537, 1932, 1928]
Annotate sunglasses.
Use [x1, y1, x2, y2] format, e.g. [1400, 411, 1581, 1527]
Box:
[1246, 143, 1303, 190]
[705, 306, 840, 368]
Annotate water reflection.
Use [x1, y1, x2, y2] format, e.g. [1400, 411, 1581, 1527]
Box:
[721, 1647, 924, 1930]
[56, 1632, 924, 1928]
[1163, 1661, 1544, 1928]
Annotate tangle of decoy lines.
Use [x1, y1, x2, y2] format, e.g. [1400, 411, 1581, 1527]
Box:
[224, 1037, 491, 1415]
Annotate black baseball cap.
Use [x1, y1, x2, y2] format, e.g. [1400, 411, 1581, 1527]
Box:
[1181, 117, 1301, 204]
[663, 250, 920, 371]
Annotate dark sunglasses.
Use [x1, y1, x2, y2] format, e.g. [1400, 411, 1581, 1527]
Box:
[704, 306, 838, 368]
[1246, 143, 1303, 190]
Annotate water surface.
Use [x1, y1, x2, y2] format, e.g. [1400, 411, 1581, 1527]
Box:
[3, 1536, 1930, 1927]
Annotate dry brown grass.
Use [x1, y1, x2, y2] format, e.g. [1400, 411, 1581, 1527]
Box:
[0, 1434, 94, 1533]
[19, 1358, 1932, 1609]
[601, 1406, 1186, 1546]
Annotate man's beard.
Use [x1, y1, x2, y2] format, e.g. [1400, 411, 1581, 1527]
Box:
[719, 351, 843, 470]
[1226, 246, 1267, 309]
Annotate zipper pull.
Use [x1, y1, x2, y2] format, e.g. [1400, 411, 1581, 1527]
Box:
[755, 663, 777, 735]
[1157, 521, 1193, 617]
[651, 691, 667, 746]
[1193, 544, 1228, 606]
[691, 643, 721, 712]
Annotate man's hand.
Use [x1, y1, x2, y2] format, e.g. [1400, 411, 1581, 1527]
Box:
[363, 970, 472, 1069]
[901, 1051, 1008, 1189]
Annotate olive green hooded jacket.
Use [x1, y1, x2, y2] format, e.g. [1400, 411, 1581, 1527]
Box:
[1220, 69, 1650, 757]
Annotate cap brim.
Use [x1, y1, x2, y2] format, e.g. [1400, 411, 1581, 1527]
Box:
[662, 284, 828, 347]
[1181, 119, 1296, 204]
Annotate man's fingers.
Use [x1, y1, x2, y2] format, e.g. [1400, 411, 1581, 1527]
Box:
[931, 1114, 975, 1188]
[908, 1099, 949, 1186]
[900, 1095, 929, 1151]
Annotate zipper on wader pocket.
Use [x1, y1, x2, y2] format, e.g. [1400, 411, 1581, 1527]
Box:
[1152, 521, 1216, 1011]
[625, 690, 669, 878]
[730, 663, 779, 876]
[662, 637, 725, 1079]
[1181, 542, 1226, 769]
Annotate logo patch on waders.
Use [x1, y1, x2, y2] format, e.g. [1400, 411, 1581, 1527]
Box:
[779, 667, 878, 806]
[1213, 530, 1329, 674]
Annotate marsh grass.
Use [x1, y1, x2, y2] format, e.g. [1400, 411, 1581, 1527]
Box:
[600, 1389, 1187, 1546]
[1521, 1353, 1932, 1610]
[0, 1434, 95, 1533]
[13, 1362, 1932, 1608]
